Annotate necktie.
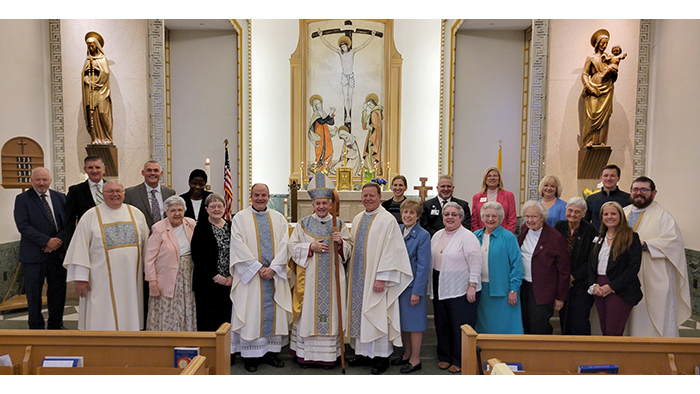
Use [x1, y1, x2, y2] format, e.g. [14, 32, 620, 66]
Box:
[95, 183, 104, 205]
[150, 189, 161, 223]
[41, 194, 57, 232]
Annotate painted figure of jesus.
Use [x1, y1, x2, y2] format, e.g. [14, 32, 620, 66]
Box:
[318, 29, 376, 125]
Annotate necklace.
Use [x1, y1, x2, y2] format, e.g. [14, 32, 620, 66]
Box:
[605, 234, 615, 240]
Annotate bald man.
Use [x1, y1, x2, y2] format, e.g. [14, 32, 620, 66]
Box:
[13, 168, 68, 329]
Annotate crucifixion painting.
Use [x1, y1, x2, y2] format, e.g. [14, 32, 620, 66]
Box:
[312, 20, 383, 132]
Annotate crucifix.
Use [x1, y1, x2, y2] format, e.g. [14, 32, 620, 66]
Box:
[313, 20, 383, 132]
[17, 138, 28, 154]
[414, 177, 433, 202]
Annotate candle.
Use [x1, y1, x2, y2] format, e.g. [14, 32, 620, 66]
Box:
[204, 158, 211, 186]
[301, 161, 304, 176]
[284, 198, 288, 219]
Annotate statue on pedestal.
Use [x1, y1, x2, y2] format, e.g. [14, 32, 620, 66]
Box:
[580, 29, 626, 148]
[82, 31, 113, 145]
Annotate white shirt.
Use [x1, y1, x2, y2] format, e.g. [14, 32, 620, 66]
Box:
[88, 179, 104, 205]
[191, 199, 202, 221]
[597, 240, 611, 275]
[520, 227, 542, 282]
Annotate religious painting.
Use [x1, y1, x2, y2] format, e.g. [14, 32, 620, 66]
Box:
[290, 19, 402, 185]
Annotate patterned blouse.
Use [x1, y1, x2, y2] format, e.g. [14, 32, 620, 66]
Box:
[211, 222, 231, 277]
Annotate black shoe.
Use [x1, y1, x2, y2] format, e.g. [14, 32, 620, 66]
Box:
[347, 355, 372, 367]
[400, 362, 422, 374]
[370, 357, 390, 375]
[230, 354, 236, 366]
[243, 359, 257, 373]
[391, 356, 410, 366]
[262, 353, 284, 368]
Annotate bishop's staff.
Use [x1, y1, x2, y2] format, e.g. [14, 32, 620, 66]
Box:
[331, 189, 346, 374]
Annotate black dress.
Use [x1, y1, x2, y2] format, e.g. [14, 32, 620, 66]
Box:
[191, 218, 233, 331]
[181, 190, 212, 222]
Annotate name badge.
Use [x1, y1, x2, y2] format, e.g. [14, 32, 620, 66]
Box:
[431, 209, 440, 216]
[479, 197, 487, 202]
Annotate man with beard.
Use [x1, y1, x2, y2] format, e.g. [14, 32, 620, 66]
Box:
[624, 176, 690, 337]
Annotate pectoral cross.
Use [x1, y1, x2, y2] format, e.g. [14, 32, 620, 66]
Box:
[414, 177, 433, 202]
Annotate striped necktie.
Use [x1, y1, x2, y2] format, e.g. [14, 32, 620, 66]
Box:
[94, 183, 104, 205]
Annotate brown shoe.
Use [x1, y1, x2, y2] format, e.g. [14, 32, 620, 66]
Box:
[447, 365, 461, 373]
[438, 362, 451, 370]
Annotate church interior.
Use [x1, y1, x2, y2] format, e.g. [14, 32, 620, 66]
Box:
[1, 9, 700, 377]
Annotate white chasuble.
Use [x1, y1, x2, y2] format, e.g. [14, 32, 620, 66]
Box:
[230, 207, 292, 347]
[625, 202, 691, 337]
[288, 214, 353, 362]
[347, 207, 412, 354]
[63, 204, 149, 331]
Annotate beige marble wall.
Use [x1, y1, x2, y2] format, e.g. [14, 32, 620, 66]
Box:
[546, 20, 640, 201]
[61, 20, 150, 189]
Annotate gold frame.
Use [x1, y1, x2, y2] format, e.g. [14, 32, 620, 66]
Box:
[336, 167, 353, 190]
[289, 19, 403, 186]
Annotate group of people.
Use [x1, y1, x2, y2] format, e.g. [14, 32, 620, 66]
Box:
[13, 157, 691, 375]
[14, 157, 233, 335]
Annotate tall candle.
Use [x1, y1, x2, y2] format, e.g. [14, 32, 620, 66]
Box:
[204, 158, 211, 186]
[284, 198, 288, 219]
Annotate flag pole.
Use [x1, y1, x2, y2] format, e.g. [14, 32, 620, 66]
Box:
[331, 189, 346, 374]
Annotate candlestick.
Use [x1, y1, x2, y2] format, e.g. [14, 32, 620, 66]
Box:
[204, 158, 211, 189]
[284, 198, 288, 219]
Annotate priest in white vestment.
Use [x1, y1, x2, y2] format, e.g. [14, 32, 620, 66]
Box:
[624, 177, 691, 337]
[63, 180, 149, 331]
[346, 182, 412, 374]
[230, 183, 293, 372]
[288, 173, 353, 369]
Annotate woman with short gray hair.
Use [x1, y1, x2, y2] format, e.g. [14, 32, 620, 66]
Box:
[474, 201, 524, 334]
[517, 200, 570, 334]
[145, 195, 197, 331]
[554, 196, 597, 335]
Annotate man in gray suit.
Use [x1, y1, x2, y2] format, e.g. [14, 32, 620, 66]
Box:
[124, 160, 175, 327]
[124, 160, 176, 230]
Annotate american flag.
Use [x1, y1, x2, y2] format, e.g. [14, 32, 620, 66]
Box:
[223, 144, 234, 220]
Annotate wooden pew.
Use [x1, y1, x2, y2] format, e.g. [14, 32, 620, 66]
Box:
[0, 323, 230, 375]
[461, 324, 700, 375]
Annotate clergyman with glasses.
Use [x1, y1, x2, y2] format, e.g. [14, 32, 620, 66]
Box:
[63, 180, 150, 331]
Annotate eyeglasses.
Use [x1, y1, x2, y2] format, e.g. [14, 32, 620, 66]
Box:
[631, 188, 651, 193]
[523, 215, 541, 220]
[103, 189, 125, 195]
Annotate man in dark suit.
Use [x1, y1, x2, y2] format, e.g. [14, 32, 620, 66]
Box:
[64, 156, 105, 245]
[420, 175, 471, 237]
[124, 160, 176, 230]
[13, 167, 68, 329]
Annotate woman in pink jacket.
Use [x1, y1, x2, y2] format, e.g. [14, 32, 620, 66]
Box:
[471, 167, 517, 233]
[145, 195, 197, 331]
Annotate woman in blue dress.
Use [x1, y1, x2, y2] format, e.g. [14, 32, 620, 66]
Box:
[474, 201, 525, 334]
[539, 174, 567, 227]
[391, 199, 431, 373]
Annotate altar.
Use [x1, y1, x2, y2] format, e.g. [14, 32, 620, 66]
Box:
[296, 190, 394, 223]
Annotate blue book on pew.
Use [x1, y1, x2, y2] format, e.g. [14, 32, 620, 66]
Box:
[174, 347, 200, 368]
[578, 364, 619, 374]
[41, 356, 84, 367]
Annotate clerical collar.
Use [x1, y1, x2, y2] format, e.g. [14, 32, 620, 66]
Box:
[364, 207, 380, 216]
[252, 206, 267, 214]
[630, 205, 649, 213]
[312, 213, 330, 223]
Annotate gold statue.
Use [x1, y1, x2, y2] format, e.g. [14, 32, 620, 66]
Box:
[82, 32, 113, 145]
[580, 29, 626, 148]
